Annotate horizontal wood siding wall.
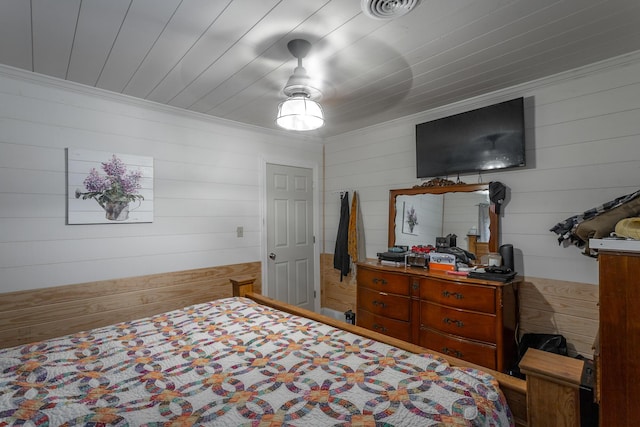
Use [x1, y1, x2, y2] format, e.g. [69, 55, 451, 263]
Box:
[322, 52, 640, 285]
[0, 262, 261, 349]
[519, 277, 598, 359]
[320, 253, 357, 314]
[0, 66, 322, 294]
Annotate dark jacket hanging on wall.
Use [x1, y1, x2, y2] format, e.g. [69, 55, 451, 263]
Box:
[334, 192, 351, 281]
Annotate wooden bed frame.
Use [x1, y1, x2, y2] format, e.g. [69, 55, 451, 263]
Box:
[234, 280, 587, 427]
[0, 270, 587, 427]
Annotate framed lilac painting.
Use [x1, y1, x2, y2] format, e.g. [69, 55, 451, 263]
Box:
[67, 148, 154, 224]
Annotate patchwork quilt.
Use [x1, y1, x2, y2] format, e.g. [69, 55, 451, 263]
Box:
[0, 297, 513, 426]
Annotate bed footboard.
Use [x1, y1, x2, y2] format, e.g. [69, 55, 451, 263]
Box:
[519, 348, 585, 427]
[242, 289, 529, 426]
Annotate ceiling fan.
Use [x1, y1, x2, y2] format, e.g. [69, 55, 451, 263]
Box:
[276, 39, 324, 132]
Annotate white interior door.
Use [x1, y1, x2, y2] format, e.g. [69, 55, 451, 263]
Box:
[266, 163, 314, 310]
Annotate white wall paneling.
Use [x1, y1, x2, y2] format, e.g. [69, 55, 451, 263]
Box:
[323, 51, 640, 285]
[0, 66, 322, 293]
[3, 48, 640, 295]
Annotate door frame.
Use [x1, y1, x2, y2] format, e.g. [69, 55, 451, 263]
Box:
[259, 157, 321, 313]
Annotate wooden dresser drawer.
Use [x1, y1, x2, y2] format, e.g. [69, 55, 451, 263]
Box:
[420, 278, 495, 313]
[356, 261, 518, 373]
[357, 268, 410, 295]
[357, 287, 410, 322]
[356, 309, 411, 342]
[419, 327, 497, 369]
[420, 301, 496, 343]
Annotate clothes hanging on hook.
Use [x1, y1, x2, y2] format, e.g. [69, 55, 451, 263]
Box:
[334, 191, 350, 281]
[348, 191, 365, 265]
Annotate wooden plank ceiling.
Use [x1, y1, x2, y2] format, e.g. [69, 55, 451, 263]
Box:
[1, 0, 639, 137]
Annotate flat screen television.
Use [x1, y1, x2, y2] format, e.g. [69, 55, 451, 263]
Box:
[416, 97, 525, 178]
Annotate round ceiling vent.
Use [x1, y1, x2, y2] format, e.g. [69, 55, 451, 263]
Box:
[361, 0, 421, 20]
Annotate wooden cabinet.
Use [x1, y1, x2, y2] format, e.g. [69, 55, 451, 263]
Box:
[418, 276, 513, 370]
[356, 261, 518, 372]
[596, 243, 640, 427]
[356, 265, 414, 342]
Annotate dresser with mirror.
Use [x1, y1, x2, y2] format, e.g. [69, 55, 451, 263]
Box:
[356, 182, 519, 372]
[388, 182, 498, 258]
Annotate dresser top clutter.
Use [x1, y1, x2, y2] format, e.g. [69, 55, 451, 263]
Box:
[358, 259, 519, 288]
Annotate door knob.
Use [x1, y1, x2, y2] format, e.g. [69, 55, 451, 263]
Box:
[269, 252, 276, 260]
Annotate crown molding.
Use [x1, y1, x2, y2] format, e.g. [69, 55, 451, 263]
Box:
[327, 49, 640, 142]
[0, 63, 323, 144]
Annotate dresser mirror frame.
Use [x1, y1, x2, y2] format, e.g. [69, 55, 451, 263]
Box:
[388, 183, 499, 256]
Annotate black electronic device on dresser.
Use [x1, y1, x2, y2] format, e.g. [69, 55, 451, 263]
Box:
[356, 261, 519, 373]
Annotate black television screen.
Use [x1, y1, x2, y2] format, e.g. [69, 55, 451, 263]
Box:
[416, 97, 525, 178]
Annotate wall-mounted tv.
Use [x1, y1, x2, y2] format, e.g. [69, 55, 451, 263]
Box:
[416, 97, 525, 178]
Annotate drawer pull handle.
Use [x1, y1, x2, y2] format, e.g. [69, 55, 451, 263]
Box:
[443, 317, 464, 328]
[373, 323, 388, 332]
[372, 278, 388, 285]
[441, 347, 464, 358]
[372, 300, 387, 308]
[442, 290, 464, 299]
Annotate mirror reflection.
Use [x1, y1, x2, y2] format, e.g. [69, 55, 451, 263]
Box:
[394, 191, 490, 249]
[388, 183, 499, 259]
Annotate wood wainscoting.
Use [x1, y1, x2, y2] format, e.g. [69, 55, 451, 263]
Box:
[321, 253, 598, 359]
[518, 277, 599, 359]
[0, 262, 261, 349]
[320, 253, 356, 314]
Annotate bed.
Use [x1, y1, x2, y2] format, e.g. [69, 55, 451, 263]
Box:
[0, 271, 587, 426]
[1, 295, 516, 425]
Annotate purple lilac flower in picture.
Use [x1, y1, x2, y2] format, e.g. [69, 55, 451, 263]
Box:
[75, 155, 144, 221]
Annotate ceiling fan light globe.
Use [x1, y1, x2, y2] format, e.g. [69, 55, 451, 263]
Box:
[276, 95, 324, 131]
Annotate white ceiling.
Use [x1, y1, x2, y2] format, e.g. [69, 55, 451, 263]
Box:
[1, 0, 640, 137]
